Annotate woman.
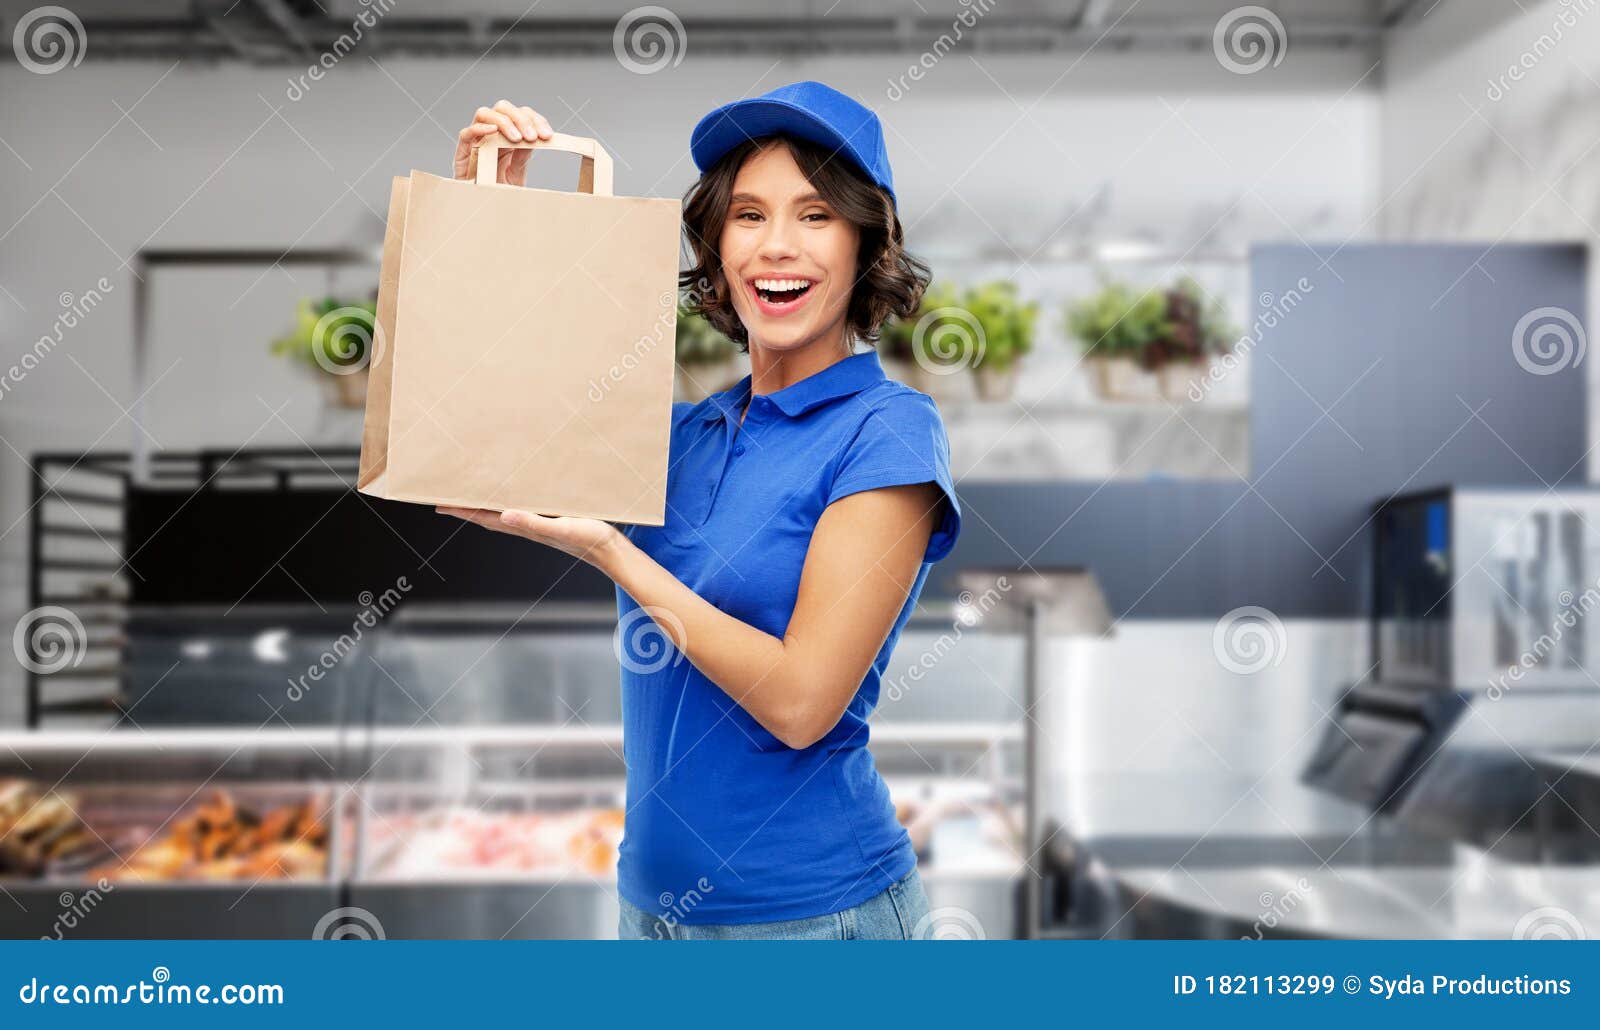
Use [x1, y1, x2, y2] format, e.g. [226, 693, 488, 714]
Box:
[440, 82, 962, 940]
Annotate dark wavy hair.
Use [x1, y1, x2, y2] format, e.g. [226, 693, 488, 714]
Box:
[678, 134, 930, 352]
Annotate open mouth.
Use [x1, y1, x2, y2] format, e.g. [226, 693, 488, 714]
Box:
[751, 277, 816, 309]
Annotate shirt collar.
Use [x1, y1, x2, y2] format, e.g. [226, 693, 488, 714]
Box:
[701, 350, 886, 422]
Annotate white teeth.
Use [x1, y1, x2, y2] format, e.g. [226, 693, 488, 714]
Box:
[754, 278, 812, 293]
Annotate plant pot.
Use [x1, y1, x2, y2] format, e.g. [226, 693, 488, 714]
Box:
[1086, 356, 1145, 401]
[879, 354, 918, 387]
[325, 368, 369, 410]
[1157, 360, 1208, 402]
[973, 364, 1017, 402]
[907, 360, 974, 406]
[676, 358, 737, 403]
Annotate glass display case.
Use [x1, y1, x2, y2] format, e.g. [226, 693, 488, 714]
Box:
[1374, 487, 1600, 692]
[1309, 487, 1600, 859]
[1451, 489, 1600, 691]
[2, 603, 1026, 938]
[340, 606, 1024, 938]
[0, 729, 346, 939]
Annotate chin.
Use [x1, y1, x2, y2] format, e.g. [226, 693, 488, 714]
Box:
[752, 328, 817, 352]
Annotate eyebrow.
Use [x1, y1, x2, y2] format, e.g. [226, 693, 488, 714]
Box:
[729, 191, 827, 205]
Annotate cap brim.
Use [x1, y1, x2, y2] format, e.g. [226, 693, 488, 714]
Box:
[690, 97, 877, 183]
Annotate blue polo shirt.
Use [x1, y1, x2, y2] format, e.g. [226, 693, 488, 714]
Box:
[614, 348, 961, 924]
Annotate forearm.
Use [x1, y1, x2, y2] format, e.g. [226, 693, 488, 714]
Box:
[598, 533, 824, 747]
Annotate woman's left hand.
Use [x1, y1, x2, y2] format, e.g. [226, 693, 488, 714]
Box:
[435, 506, 624, 571]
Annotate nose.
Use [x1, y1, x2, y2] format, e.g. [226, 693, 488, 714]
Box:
[755, 216, 801, 264]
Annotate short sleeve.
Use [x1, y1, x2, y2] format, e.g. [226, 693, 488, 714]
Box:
[825, 392, 962, 564]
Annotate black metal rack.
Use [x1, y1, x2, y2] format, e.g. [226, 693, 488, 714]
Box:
[24, 448, 362, 725]
[23, 445, 636, 726]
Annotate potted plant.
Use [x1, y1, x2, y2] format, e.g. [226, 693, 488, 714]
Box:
[674, 307, 739, 402]
[965, 280, 1038, 402]
[1145, 277, 1237, 401]
[877, 308, 918, 386]
[901, 282, 977, 404]
[1065, 281, 1170, 401]
[271, 297, 379, 409]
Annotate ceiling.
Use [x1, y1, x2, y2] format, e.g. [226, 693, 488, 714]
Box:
[0, 0, 1440, 63]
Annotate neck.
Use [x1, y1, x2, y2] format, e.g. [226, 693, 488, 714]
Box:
[746, 320, 854, 399]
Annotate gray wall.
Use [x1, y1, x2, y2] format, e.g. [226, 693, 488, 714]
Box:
[0, 49, 1384, 724]
[938, 242, 1590, 617]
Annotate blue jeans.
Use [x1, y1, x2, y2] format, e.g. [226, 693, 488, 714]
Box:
[617, 867, 931, 940]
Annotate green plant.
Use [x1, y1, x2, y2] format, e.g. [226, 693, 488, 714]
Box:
[879, 307, 916, 362]
[675, 307, 736, 365]
[271, 297, 377, 373]
[881, 282, 1003, 370]
[881, 281, 1039, 374]
[904, 282, 968, 369]
[1188, 277, 1238, 357]
[1064, 281, 1170, 362]
[964, 280, 1038, 372]
[1142, 276, 1238, 369]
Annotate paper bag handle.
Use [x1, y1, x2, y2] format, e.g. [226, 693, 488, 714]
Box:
[473, 131, 615, 197]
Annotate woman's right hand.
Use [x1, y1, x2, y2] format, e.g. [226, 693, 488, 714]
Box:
[453, 100, 554, 186]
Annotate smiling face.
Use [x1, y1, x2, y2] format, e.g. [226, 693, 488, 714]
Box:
[718, 142, 861, 355]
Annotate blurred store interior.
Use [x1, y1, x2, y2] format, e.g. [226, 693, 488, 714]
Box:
[1, 0, 1599, 939]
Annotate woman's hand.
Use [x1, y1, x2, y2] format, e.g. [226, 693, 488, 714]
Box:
[452, 100, 554, 186]
[436, 506, 625, 571]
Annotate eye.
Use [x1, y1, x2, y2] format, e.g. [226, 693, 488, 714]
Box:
[735, 210, 763, 222]
[802, 210, 830, 222]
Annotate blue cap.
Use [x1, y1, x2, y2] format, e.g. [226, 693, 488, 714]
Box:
[690, 80, 896, 208]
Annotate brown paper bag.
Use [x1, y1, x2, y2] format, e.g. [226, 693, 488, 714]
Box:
[358, 131, 681, 525]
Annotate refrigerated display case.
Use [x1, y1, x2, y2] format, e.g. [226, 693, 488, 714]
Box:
[17, 445, 1028, 937]
[2, 604, 1028, 938]
[0, 730, 346, 939]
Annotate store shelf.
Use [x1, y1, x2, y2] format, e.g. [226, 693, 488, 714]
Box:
[0, 728, 350, 752]
[355, 721, 1022, 750]
[364, 725, 624, 749]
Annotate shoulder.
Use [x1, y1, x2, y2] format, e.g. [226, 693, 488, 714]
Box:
[839, 380, 950, 450]
[844, 378, 945, 428]
[824, 381, 962, 563]
[670, 398, 721, 438]
[828, 379, 954, 485]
